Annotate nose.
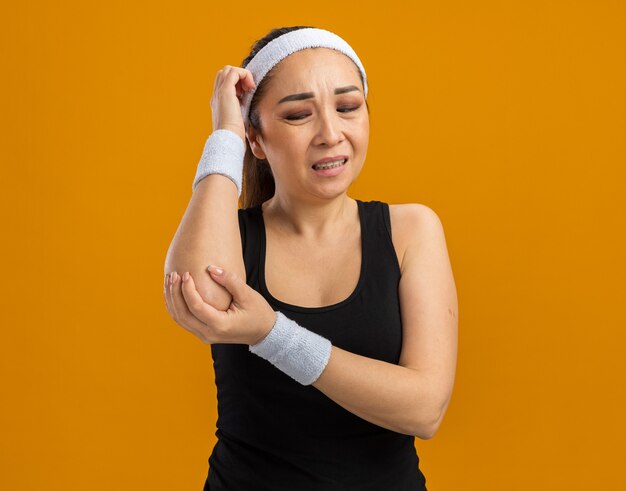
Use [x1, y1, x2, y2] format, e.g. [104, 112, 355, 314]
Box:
[314, 107, 344, 147]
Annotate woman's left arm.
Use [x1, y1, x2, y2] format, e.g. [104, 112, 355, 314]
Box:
[312, 204, 458, 439]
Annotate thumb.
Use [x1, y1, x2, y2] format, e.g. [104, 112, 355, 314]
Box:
[207, 265, 244, 301]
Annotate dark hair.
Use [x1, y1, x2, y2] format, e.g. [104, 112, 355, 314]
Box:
[239, 26, 369, 209]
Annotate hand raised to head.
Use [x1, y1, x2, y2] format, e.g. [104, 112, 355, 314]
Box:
[211, 65, 256, 143]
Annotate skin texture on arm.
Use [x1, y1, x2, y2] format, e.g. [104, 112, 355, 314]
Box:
[164, 173, 246, 312]
[312, 204, 458, 439]
[164, 64, 255, 312]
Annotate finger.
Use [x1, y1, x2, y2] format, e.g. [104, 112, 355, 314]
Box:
[223, 67, 256, 98]
[169, 272, 208, 335]
[180, 272, 226, 324]
[235, 68, 256, 91]
[213, 68, 221, 96]
[207, 266, 247, 308]
[164, 273, 174, 317]
[223, 65, 254, 85]
[165, 273, 211, 344]
[167, 272, 181, 320]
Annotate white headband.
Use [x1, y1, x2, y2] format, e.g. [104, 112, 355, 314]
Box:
[240, 27, 368, 125]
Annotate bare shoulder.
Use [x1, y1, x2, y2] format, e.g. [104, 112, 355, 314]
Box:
[388, 203, 445, 273]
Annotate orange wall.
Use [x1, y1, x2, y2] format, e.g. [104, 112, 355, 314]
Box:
[2, 1, 625, 489]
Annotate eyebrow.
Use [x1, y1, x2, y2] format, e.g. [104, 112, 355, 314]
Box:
[277, 85, 361, 104]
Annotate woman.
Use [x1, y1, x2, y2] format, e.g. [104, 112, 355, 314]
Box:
[164, 26, 458, 490]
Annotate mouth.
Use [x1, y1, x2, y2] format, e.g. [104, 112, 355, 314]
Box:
[311, 157, 348, 171]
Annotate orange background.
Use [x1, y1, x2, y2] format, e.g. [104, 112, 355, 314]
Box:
[2, 1, 625, 489]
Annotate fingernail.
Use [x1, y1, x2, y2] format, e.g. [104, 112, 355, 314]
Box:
[182, 272, 189, 282]
[209, 265, 223, 275]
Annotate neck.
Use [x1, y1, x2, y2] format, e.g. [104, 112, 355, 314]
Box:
[262, 193, 356, 242]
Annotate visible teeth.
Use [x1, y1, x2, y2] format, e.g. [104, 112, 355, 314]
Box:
[313, 159, 346, 170]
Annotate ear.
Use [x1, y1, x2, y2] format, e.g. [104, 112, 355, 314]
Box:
[246, 125, 267, 160]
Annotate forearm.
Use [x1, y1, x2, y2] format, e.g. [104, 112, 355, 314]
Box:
[312, 346, 441, 439]
[164, 174, 245, 311]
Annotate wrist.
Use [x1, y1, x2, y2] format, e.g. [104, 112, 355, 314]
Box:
[249, 311, 332, 386]
[215, 124, 245, 144]
[250, 310, 277, 345]
[192, 129, 245, 195]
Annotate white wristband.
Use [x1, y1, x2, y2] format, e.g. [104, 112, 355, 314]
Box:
[249, 311, 332, 385]
[192, 129, 245, 196]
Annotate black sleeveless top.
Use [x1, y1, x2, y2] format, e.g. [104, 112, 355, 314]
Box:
[204, 199, 428, 491]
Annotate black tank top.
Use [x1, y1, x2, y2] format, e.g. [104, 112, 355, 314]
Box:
[205, 199, 428, 491]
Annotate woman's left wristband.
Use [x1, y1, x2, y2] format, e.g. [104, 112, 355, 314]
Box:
[249, 311, 332, 385]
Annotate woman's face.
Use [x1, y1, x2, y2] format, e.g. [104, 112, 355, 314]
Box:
[247, 47, 369, 201]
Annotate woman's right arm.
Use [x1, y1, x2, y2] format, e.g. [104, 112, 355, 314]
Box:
[164, 173, 244, 312]
[164, 66, 256, 312]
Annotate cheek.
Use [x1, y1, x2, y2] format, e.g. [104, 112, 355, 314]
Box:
[361, 113, 370, 129]
[280, 134, 307, 155]
[353, 111, 369, 130]
[266, 138, 304, 168]
[355, 120, 370, 145]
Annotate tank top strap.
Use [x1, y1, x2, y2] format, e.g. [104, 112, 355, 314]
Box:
[360, 199, 402, 277]
[237, 205, 263, 286]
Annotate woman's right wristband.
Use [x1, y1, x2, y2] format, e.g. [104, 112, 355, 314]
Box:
[192, 129, 245, 196]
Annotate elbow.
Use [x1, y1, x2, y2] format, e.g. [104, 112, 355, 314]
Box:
[408, 407, 443, 440]
[163, 264, 234, 312]
[412, 389, 454, 439]
[421, 417, 441, 440]
[413, 418, 440, 441]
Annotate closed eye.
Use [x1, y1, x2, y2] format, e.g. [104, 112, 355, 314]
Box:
[338, 105, 361, 113]
[285, 105, 362, 121]
[285, 113, 310, 121]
